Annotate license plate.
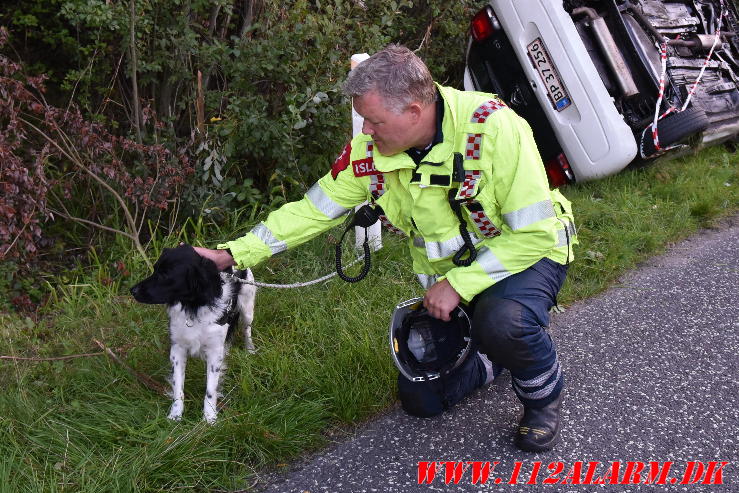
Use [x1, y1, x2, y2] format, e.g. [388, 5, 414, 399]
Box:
[527, 37, 571, 112]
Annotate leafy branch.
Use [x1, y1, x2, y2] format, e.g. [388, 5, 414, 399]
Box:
[19, 116, 152, 268]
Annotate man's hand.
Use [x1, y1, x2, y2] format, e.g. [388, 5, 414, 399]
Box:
[423, 278, 461, 321]
[192, 246, 236, 271]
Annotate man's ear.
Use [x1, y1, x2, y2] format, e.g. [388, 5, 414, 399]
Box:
[406, 102, 424, 123]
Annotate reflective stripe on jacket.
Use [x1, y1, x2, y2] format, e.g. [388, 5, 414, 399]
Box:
[219, 84, 577, 302]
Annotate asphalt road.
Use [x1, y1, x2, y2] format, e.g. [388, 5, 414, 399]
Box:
[257, 215, 739, 492]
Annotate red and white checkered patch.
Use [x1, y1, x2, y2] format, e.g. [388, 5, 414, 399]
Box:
[380, 215, 404, 235]
[457, 170, 481, 199]
[466, 133, 482, 160]
[470, 99, 507, 123]
[366, 142, 373, 157]
[367, 172, 404, 235]
[469, 208, 501, 238]
[369, 173, 385, 197]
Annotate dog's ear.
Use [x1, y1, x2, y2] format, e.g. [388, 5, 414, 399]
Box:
[185, 255, 222, 302]
[151, 247, 171, 269]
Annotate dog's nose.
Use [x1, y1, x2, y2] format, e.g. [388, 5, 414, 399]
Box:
[130, 285, 139, 297]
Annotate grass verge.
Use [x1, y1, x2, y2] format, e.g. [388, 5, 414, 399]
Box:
[0, 145, 736, 491]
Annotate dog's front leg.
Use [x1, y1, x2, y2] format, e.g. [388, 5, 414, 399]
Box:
[203, 345, 226, 424]
[168, 344, 187, 421]
[244, 321, 255, 354]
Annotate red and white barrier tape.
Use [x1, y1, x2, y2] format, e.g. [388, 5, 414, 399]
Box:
[647, 40, 674, 154]
[681, 7, 728, 111]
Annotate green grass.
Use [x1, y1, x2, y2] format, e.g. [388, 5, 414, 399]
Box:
[0, 235, 418, 492]
[557, 145, 737, 303]
[0, 145, 737, 491]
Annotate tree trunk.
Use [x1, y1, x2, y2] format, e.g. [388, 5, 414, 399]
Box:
[130, 0, 143, 144]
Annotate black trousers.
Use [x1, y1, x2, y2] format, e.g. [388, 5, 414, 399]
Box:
[398, 258, 568, 417]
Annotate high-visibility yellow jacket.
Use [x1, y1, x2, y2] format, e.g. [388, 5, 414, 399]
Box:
[220, 84, 577, 302]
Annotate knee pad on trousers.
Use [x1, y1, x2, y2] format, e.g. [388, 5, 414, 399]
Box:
[472, 296, 553, 372]
[397, 374, 444, 418]
[396, 349, 486, 418]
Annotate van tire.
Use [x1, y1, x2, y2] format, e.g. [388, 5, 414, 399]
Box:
[640, 106, 710, 157]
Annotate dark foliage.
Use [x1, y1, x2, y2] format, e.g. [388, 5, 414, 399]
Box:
[0, 26, 194, 266]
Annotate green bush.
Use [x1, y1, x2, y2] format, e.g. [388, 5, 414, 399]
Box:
[2, 0, 480, 203]
[187, 0, 481, 211]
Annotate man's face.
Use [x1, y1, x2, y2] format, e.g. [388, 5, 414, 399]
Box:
[353, 90, 417, 156]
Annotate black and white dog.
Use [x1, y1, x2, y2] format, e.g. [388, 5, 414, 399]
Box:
[130, 244, 256, 423]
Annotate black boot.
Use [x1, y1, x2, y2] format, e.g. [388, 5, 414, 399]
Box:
[514, 391, 563, 452]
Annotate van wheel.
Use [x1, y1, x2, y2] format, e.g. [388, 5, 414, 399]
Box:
[640, 106, 710, 157]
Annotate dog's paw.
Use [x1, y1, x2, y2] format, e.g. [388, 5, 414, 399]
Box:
[203, 408, 218, 424]
[244, 342, 257, 354]
[203, 397, 219, 424]
[168, 400, 184, 421]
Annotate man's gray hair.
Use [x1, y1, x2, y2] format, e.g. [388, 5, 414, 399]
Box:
[343, 44, 436, 113]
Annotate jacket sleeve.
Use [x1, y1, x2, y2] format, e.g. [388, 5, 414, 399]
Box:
[218, 167, 368, 269]
[444, 110, 561, 302]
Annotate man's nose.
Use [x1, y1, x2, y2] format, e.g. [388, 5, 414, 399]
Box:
[362, 121, 374, 135]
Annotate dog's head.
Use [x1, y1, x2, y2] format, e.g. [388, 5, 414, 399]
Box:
[130, 245, 223, 312]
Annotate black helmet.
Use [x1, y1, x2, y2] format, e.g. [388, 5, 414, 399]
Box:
[389, 297, 473, 382]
